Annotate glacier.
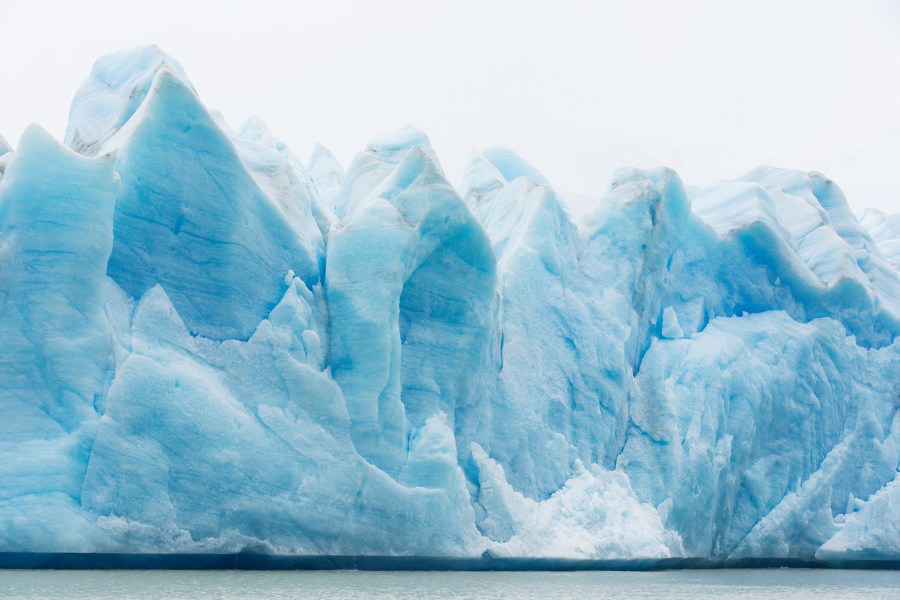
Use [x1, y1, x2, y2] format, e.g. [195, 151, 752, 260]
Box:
[0, 45, 897, 564]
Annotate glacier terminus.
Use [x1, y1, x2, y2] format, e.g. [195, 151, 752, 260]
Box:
[0, 46, 897, 564]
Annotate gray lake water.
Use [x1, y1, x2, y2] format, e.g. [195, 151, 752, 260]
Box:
[0, 569, 899, 599]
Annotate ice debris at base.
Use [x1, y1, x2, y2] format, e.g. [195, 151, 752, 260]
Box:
[0, 45, 897, 561]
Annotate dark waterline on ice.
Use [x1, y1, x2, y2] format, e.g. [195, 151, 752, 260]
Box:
[0, 552, 898, 571]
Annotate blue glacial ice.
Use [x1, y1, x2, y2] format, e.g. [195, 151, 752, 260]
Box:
[0, 46, 897, 562]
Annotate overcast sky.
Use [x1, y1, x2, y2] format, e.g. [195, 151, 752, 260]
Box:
[1, 0, 898, 212]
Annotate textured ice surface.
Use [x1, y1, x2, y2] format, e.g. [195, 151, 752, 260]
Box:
[858, 208, 900, 271]
[0, 46, 897, 561]
[0, 135, 12, 182]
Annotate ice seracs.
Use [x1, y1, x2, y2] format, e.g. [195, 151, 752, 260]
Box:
[67, 50, 323, 340]
[0, 124, 120, 551]
[64, 45, 191, 155]
[0, 135, 13, 181]
[327, 141, 496, 477]
[0, 45, 897, 562]
[858, 207, 900, 270]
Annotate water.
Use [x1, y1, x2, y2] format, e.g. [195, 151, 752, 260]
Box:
[0, 569, 899, 599]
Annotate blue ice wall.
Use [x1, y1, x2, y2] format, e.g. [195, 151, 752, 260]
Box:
[0, 46, 897, 561]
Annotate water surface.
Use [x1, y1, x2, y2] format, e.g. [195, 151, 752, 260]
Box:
[1, 568, 898, 599]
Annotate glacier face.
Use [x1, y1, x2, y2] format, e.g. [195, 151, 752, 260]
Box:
[0, 46, 897, 561]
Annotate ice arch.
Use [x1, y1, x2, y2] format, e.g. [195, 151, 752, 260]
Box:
[326, 148, 497, 477]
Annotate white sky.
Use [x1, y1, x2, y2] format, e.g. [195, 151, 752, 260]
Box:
[1, 0, 899, 212]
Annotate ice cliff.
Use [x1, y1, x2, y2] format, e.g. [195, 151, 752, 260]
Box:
[0, 46, 897, 562]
